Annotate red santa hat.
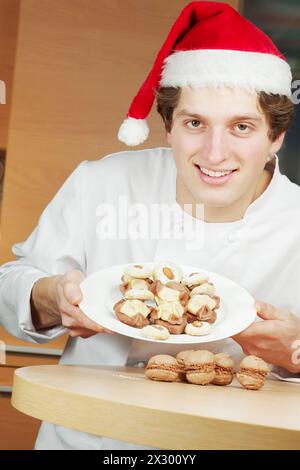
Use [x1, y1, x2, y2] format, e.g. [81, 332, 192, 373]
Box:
[118, 1, 292, 146]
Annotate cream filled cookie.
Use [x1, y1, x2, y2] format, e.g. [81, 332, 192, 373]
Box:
[212, 353, 234, 385]
[237, 355, 269, 390]
[145, 355, 180, 382]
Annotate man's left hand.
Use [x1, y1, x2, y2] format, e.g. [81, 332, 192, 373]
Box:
[232, 301, 300, 373]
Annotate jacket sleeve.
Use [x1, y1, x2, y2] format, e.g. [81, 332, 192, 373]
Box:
[0, 160, 88, 344]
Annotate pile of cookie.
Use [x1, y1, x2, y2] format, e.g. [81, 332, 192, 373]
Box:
[145, 351, 269, 390]
[113, 262, 220, 340]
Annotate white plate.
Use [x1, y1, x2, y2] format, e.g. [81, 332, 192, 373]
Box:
[79, 263, 256, 344]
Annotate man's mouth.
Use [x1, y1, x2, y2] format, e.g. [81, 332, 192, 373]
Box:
[194, 164, 238, 185]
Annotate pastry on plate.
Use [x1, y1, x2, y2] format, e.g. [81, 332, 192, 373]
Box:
[113, 299, 152, 328]
[153, 262, 183, 284]
[151, 280, 190, 306]
[141, 324, 170, 340]
[150, 300, 187, 334]
[187, 294, 220, 324]
[185, 321, 213, 336]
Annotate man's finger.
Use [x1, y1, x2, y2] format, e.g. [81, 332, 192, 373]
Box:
[64, 281, 83, 305]
[254, 300, 290, 321]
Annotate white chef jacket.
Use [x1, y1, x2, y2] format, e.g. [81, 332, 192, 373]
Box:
[0, 147, 300, 450]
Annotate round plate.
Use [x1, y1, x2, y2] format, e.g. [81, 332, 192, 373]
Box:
[79, 263, 256, 344]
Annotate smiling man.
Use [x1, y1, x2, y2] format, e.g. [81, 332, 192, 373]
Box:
[0, 1, 300, 451]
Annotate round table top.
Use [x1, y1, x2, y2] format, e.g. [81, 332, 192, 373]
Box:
[12, 365, 300, 449]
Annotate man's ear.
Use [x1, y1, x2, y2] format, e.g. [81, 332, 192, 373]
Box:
[270, 131, 286, 155]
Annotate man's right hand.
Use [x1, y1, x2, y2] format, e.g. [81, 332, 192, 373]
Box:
[31, 269, 115, 338]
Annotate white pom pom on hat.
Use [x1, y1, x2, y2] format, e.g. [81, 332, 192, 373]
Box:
[117, 117, 150, 147]
[118, 1, 292, 147]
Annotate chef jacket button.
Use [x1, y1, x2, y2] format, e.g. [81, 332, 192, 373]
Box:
[227, 233, 236, 243]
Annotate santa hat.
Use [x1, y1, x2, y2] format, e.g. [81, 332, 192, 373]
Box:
[118, 1, 292, 146]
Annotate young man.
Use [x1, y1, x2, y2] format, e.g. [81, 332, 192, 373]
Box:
[0, 1, 300, 450]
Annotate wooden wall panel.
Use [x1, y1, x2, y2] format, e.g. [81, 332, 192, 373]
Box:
[0, 0, 239, 264]
[0, 0, 20, 149]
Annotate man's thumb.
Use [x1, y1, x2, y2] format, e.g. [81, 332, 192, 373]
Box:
[254, 300, 289, 321]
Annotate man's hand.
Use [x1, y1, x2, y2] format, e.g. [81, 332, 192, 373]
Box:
[231, 301, 300, 373]
[31, 269, 115, 338]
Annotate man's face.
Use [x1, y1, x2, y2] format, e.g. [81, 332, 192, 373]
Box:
[167, 87, 284, 219]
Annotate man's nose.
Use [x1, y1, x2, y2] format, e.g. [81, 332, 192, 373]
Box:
[205, 130, 228, 164]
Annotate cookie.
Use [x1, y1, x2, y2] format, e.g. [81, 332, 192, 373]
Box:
[124, 264, 153, 279]
[141, 324, 170, 340]
[212, 353, 234, 385]
[113, 299, 151, 328]
[185, 321, 213, 336]
[236, 355, 269, 390]
[153, 262, 183, 284]
[184, 350, 215, 385]
[145, 355, 180, 382]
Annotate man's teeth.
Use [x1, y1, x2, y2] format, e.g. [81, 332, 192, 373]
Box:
[199, 166, 233, 177]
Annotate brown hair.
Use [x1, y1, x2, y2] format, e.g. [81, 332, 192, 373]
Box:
[155, 87, 295, 142]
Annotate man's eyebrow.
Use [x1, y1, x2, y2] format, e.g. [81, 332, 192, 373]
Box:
[175, 109, 262, 122]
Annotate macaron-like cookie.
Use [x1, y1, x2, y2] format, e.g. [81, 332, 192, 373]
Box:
[212, 353, 234, 385]
[141, 324, 170, 340]
[124, 288, 154, 301]
[124, 264, 153, 279]
[182, 272, 209, 289]
[185, 321, 213, 336]
[145, 354, 180, 382]
[153, 262, 183, 284]
[236, 355, 269, 390]
[176, 349, 195, 366]
[190, 282, 216, 297]
[184, 350, 215, 385]
[114, 299, 151, 328]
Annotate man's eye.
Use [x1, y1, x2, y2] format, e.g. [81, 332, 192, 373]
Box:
[236, 123, 249, 132]
[186, 120, 201, 129]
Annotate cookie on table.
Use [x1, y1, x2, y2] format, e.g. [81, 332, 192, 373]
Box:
[236, 355, 269, 390]
[212, 353, 234, 385]
[184, 350, 216, 385]
[113, 299, 152, 328]
[145, 354, 181, 382]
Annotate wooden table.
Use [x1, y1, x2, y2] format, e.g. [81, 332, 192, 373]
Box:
[11, 365, 300, 450]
